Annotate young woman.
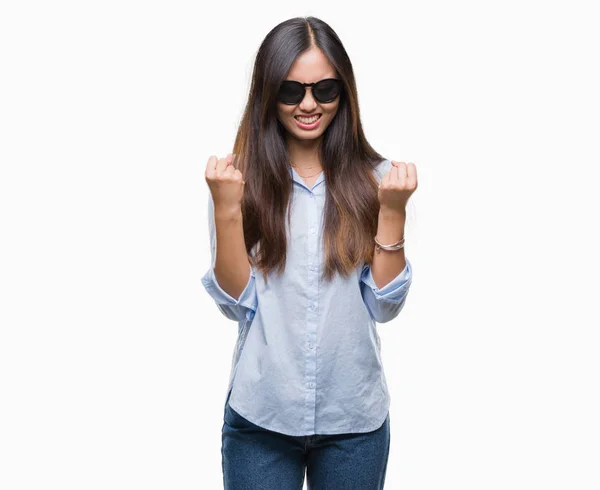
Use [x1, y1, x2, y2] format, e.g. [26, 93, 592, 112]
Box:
[202, 16, 418, 490]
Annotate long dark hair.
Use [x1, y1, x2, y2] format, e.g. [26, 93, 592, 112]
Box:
[233, 16, 385, 284]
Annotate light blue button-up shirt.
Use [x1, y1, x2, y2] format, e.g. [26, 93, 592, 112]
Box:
[201, 158, 412, 436]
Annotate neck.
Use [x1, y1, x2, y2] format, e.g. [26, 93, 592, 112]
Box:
[286, 134, 323, 171]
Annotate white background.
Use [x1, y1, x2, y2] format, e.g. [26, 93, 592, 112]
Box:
[1, 1, 599, 489]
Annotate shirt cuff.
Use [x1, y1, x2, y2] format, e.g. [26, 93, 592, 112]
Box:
[360, 258, 412, 302]
[201, 266, 258, 311]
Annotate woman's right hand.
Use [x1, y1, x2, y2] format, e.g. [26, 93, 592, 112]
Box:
[205, 153, 245, 214]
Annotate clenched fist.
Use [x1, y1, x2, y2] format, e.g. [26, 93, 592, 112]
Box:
[378, 160, 418, 214]
[205, 153, 246, 213]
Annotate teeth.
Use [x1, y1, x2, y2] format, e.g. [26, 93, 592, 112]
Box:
[296, 115, 320, 123]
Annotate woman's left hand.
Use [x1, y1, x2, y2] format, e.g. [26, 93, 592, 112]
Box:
[378, 160, 418, 214]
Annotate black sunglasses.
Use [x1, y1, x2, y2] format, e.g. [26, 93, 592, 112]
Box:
[277, 78, 342, 105]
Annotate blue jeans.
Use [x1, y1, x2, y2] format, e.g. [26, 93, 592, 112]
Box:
[221, 390, 391, 489]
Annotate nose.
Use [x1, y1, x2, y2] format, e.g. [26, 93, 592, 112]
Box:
[299, 87, 318, 111]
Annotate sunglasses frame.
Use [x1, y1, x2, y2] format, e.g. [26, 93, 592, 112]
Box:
[277, 78, 342, 105]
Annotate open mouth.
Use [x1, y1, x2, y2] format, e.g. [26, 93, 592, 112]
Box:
[294, 114, 322, 124]
[294, 114, 322, 129]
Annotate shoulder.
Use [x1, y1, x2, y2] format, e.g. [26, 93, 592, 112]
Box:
[373, 158, 393, 183]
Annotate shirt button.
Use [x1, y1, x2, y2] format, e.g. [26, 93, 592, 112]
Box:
[308, 342, 314, 349]
[309, 303, 315, 310]
[310, 227, 316, 234]
[308, 382, 315, 388]
[310, 265, 316, 271]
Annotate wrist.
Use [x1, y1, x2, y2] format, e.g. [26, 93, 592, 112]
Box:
[378, 206, 406, 221]
[214, 204, 243, 221]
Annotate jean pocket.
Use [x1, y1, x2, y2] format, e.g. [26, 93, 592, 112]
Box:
[224, 401, 256, 430]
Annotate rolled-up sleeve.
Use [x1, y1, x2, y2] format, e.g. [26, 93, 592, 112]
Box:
[360, 258, 412, 323]
[201, 193, 258, 323]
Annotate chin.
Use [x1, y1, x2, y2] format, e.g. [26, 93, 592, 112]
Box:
[292, 130, 324, 139]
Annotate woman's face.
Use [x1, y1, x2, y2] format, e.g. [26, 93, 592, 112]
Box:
[276, 47, 340, 141]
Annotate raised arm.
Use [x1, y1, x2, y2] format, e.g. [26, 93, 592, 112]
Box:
[360, 158, 417, 323]
[201, 154, 257, 322]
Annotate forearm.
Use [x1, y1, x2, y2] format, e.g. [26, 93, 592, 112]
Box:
[213, 205, 252, 301]
[371, 207, 407, 290]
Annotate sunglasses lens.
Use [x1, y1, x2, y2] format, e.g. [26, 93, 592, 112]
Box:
[314, 79, 341, 103]
[277, 81, 304, 104]
[277, 79, 342, 104]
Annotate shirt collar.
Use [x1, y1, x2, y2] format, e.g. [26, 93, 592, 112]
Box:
[289, 165, 325, 191]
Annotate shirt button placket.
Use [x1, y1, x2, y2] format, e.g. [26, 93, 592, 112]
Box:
[304, 189, 319, 434]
